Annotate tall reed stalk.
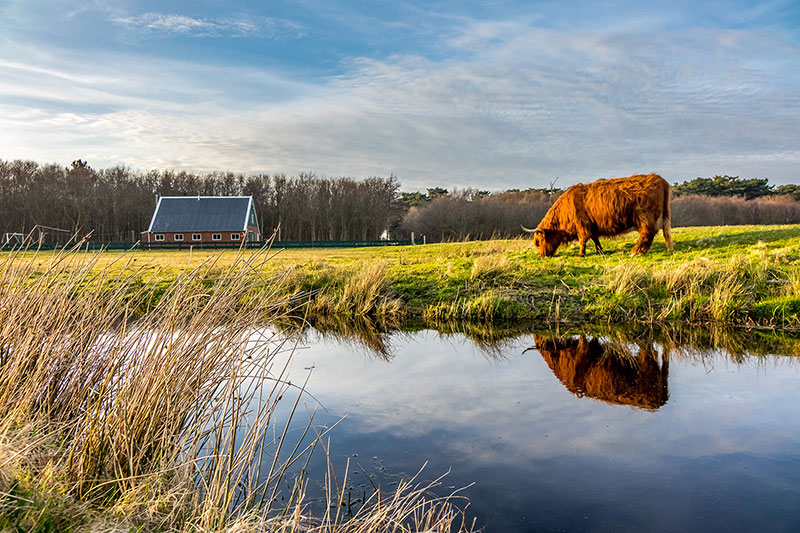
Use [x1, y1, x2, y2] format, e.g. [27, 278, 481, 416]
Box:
[0, 243, 472, 531]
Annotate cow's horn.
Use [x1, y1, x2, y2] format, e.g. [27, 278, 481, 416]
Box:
[521, 225, 540, 234]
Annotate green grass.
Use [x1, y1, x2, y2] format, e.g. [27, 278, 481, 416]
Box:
[6, 224, 800, 328]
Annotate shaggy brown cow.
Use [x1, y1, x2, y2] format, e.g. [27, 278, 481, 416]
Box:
[533, 334, 669, 411]
[523, 173, 674, 257]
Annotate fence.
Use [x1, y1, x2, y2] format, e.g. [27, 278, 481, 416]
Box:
[1, 239, 415, 252]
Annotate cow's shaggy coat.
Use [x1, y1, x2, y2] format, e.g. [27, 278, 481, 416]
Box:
[523, 173, 674, 257]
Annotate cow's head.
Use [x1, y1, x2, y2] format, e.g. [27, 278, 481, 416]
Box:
[532, 228, 562, 257]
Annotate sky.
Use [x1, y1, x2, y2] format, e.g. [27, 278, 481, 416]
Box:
[1, 0, 799, 191]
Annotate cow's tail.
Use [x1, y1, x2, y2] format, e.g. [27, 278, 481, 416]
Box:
[662, 186, 674, 252]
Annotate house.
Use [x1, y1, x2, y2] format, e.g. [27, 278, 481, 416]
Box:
[141, 196, 261, 246]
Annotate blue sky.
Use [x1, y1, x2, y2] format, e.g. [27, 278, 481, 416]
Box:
[1, 0, 799, 190]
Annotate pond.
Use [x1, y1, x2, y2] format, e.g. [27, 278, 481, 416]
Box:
[266, 325, 800, 532]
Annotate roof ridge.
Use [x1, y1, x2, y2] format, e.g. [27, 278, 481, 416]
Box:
[158, 195, 253, 199]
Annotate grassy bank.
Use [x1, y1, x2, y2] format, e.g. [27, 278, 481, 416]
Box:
[0, 248, 472, 531]
[5, 225, 800, 328]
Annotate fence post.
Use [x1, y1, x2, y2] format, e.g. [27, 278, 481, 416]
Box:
[411, 232, 415, 245]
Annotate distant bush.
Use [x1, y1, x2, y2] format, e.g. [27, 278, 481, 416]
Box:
[672, 194, 800, 226]
[399, 189, 557, 242]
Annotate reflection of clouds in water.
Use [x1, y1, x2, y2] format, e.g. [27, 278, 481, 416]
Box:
[272, 328, 800, 469]
[286, 331, 531, 437]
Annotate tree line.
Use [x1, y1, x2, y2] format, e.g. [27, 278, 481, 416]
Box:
[1, 160, 798, 244]
[0, 160, 402, 242]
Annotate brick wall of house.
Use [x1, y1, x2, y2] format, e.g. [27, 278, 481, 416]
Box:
[141, 230, 250, 245]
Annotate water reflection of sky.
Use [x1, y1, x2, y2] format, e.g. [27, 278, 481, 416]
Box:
[266, 329, 800, 532]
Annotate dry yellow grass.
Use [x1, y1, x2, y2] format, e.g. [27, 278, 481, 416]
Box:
[0, 244, 473, 532]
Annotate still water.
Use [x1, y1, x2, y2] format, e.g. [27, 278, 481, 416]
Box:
[268, 326, 800, 532]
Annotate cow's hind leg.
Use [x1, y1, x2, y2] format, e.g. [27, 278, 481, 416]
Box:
[632, 227, 657, 255]
[578, 238, 587, 257]
[592, 237, 603, 255]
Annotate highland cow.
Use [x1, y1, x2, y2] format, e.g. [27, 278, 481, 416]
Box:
[523, 173, 674, 257]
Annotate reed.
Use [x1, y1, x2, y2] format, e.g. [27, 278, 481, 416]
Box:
[0, 244, 472, 531]
[469, 253, 511, 282]
[294, 262, 406, 322]
[587, 250, 795, 324]
[423, 290, 524, 322]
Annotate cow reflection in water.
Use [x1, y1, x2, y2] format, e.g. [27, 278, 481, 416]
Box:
[533, 334, 669, 410]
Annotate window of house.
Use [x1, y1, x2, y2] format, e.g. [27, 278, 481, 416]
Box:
[231, 233, 240, 241]
[212, 233, 222, 241]
[154, 234, 165, 241]
[174, 234, 184, 241]
[192, 233, 202, 241]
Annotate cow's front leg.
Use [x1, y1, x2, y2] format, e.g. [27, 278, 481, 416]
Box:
[593, 237, 603, 255]
[578, 238, 587, 257]
[631, 227, 656, 255]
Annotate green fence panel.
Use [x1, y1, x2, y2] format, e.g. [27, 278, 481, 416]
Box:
[2, 240, 415, 251]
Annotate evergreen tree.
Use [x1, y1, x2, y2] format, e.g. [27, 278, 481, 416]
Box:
[673, 175, 772, 199]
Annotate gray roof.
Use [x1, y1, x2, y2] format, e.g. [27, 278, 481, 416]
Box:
[148, 196, 252, 233]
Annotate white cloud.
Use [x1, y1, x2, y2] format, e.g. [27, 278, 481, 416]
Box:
[110, 12, 305, 39]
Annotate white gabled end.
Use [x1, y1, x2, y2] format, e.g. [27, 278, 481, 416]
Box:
[146, 196, 163, 233]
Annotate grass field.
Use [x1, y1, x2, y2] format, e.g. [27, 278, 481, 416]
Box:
[6, 224, 800, 328]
